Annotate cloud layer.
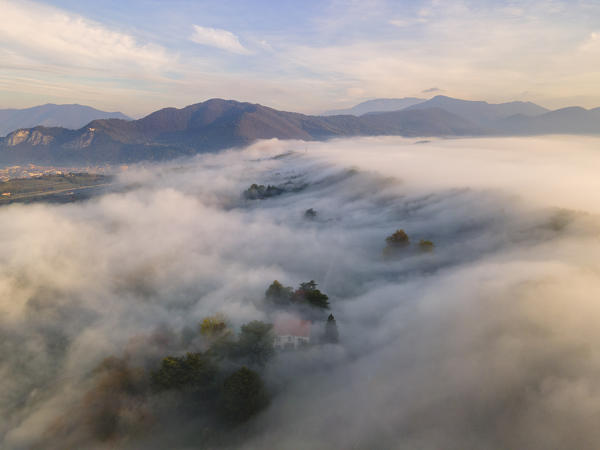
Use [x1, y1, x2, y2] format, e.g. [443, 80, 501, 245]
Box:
[2, 136, 600, 448]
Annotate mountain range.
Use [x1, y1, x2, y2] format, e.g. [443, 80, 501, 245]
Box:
[323, 98, 425, 116]
[403, 96, 549, 126]
[0, 96, 598, 165]
[0, 104, 130, 137]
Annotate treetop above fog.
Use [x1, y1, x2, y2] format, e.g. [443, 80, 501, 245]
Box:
[265, 279, 330, 309]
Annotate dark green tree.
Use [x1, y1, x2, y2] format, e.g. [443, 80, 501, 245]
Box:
[208, 333, 238, 361]
[294, 280, 330, 309]
[265, 280, 293, 305]
[383, 229, 410, 258]
[386, 229, 409, 247]
[235, 321, 275, 367]
[221, 366, 269, 423]
[323, 314, 339, 343]
[304, 208, 317, 219]
[243, 184, 284, 200]
[151, 352, 218, 393]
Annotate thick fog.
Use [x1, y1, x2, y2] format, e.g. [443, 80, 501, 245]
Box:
[2, 136, 600, 449]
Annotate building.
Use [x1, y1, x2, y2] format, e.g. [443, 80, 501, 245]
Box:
[273, 315, 311, 350]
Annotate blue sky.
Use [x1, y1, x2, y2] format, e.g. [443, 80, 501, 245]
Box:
[1, 0, 599, 116]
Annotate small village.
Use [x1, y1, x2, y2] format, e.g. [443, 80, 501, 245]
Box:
[0, 163, 111, 181]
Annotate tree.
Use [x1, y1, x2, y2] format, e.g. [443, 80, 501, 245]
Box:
[386, 229, 409, 247]
[151, 352, 218, 393]
[323, 314, 339, 343]
[265, 280, 293, 305]
[221, 366, 269, 423]
[243, 183, 263, 200]
[418, 239, 434, 252]
[299, 280, 318, 291]
[200, 314, 230, 339]
[384, 229, 410, 258]
[243, 184, 284, 200]
[304, 208, 317, 219]
[293, 280, 330, 309]
[83, 357, 148, 441]
[235, 321, 275, 367]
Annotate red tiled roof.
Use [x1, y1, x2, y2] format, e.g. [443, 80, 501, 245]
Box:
[274, 316, 311, 337]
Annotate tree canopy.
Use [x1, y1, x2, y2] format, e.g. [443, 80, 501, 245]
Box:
[243, 184, 284, 200]
[200, 314, 230, 339]
[265, 279, 330, 309]
[221, 366, 269, 424]
[265, 280, 293, 305]
[151, 352, 218, 393]
[236, 321, 275, 367]
[304, 208, 317, 219]
[386, 229, 410, 247]
[294, 280, 330, 309]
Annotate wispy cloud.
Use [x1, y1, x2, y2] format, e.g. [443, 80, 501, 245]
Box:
[388, 17, 428, 27]
[190, 25, 250, 54]
[422, 87, 441, 93]
[0, 0, 174, 72]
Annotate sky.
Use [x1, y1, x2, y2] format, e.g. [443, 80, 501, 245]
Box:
[1, 0, 599, 117]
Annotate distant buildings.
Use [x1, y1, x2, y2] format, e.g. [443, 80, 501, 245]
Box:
[0, 163, 112, 181]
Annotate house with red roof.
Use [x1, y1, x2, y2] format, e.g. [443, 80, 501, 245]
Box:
[273, 314, 311, 350]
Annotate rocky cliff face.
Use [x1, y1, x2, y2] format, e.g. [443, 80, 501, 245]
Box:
[6, 129, 54, 146]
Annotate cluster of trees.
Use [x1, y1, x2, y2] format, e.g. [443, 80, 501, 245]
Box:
[265, 280, 339, 344]
[383, 229, 435, 257]
[243, 183, 284, 200]
[151, 317, 275, 424]
[265, 280, 330, 309]
[304, 208, 317, 219]
[63, 305, 341, 445]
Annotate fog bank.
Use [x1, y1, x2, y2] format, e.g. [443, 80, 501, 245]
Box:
[2, 136, 600, 449]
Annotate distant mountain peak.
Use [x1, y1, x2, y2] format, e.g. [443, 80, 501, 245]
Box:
[0, 104, 131, 137]
[323, 97, 426, 116]
[406, 96, 549, 126]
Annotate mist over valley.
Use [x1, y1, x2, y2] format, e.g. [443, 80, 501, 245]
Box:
[2, 136, 600, 448]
